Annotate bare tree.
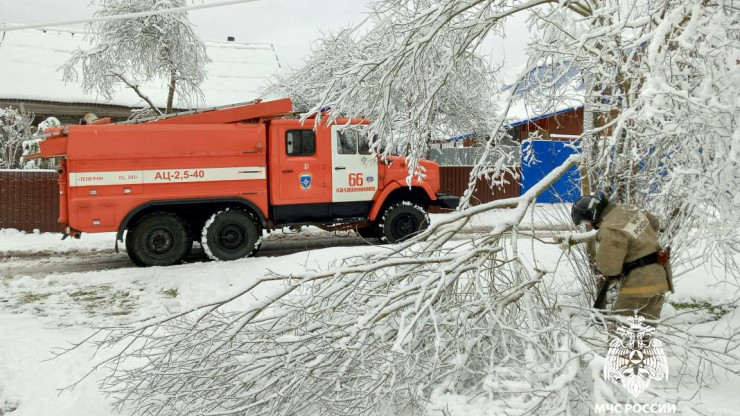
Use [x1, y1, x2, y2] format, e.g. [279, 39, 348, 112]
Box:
[61, 0, 210, 114]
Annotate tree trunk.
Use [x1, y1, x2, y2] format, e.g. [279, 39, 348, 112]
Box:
[581, 80, 600, 285]
[166, 71, 177, 114]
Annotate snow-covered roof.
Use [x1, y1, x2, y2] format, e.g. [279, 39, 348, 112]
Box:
[0, 27, 282, 109]
[440, 61, 585, 141]
[498, 61, 584, 125]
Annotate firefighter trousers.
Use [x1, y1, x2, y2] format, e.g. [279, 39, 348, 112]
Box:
[611, 293, 665, 322]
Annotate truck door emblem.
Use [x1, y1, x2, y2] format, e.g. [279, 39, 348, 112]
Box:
[366, 176, 375, 183]
[299, 172, 312, 190]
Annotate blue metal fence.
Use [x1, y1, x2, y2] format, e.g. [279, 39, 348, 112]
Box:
[521, 140, 581, 203]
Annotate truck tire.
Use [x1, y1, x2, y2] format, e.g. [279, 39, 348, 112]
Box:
[379, 202, 429, 243]
[201, 209, 261, 261]
[125, 213, 192, 267]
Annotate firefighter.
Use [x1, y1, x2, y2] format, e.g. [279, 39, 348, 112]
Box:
[571, 195, 674, 321]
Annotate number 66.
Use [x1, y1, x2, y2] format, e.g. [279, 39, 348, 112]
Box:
[348, 172, 364, 186]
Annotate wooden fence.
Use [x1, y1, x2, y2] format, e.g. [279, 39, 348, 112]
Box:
[0, 170, 60, 233]
[439, 166, 521, 205]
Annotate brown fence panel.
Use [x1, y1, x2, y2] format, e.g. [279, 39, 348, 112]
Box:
[440, 166, 521, 206]
[0, 170, 60, 233]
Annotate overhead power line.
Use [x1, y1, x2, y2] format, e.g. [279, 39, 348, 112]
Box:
[0, 0, 261, 32]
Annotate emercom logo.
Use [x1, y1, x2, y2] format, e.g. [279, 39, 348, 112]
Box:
[604, 315, 669, 397]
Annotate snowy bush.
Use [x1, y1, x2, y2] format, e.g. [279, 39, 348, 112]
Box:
[0, 107, 34, 169]
[20, 117, 60, 170]
[36, 117, 60, 132]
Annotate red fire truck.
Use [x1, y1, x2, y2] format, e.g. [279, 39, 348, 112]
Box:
[32, 99, 458, 266]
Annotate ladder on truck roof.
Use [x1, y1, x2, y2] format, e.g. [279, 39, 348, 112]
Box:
[117, 98, 294, 125]
[25, 98, 296, 160]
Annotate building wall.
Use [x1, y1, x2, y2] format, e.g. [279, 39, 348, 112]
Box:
[509, 107, 584, 141]
[0, 99, 141, 126]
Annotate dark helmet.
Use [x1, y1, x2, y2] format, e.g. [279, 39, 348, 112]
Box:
[571, 195, 609, 226]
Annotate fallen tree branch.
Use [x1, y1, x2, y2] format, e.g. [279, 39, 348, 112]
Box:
[57, 156, 583, 416]
[60, 153, 740, 416]
[552, 229, 598, 248]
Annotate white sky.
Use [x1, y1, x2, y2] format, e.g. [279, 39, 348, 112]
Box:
[1, 0, 531, 77]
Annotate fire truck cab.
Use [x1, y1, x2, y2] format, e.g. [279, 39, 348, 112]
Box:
[33, 99, 459, 266]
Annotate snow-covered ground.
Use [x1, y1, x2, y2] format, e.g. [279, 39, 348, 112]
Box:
[0, 233, 386, 415]
[0, 208, 738, 415]
[0, 228, 114, 255]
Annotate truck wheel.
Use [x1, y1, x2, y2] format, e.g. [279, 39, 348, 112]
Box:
[379, 202, 429, 243]
[201, 209, 261, 261]
[125, 213, 192, 267]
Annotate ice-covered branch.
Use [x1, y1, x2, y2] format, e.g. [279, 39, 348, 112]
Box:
[111, 72, 163, 114]
[552, 229, 598, 247]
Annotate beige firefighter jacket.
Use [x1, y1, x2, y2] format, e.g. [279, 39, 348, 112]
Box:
[595, 202, 674, 298]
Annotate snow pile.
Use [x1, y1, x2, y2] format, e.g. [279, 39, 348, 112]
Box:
[0, 229, 115, 255]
